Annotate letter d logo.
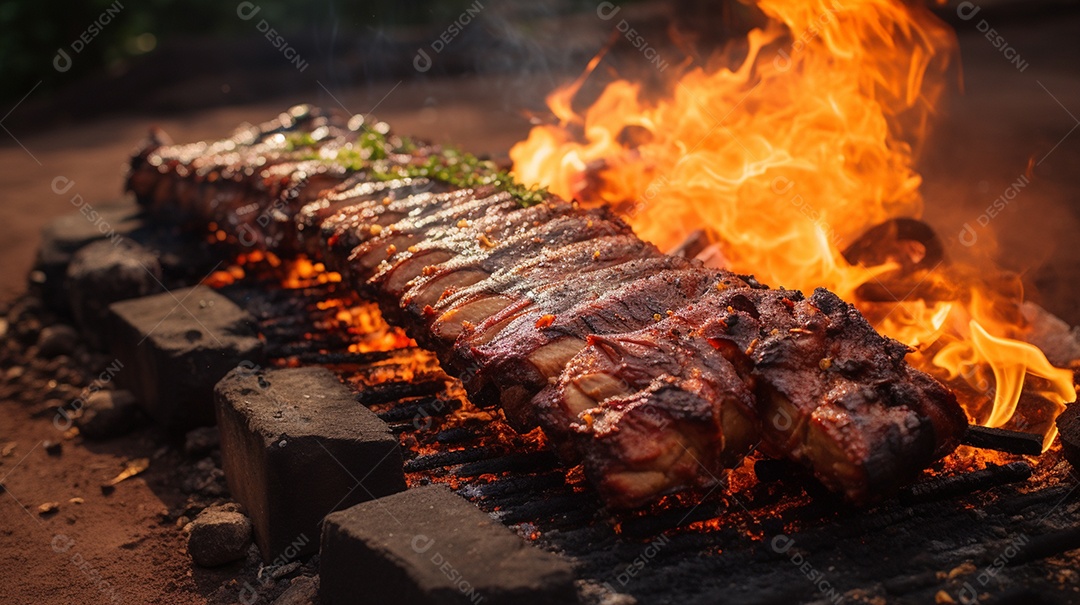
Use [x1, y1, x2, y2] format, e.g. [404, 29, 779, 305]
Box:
[771, 408, 793, 432]
[51, 534, 74, 553]
[411, 534, 434, 554]
[956, 2, 981, 21]
[52, 176, 75, 195]
[236, 223, 259, 247]
[413, 48, 432, 73]
[237, 2, 261, 20]
[597, 1, 621, 20]
[773, 48, 792, 72]
[958, 223, 978, 247]
[771, 534, 794, 554]
[53, 49, 72, 73]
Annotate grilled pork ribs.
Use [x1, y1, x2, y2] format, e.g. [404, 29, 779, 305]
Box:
[127, 106, 968, 508]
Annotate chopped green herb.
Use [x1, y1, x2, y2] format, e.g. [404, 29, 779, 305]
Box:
[296, 125, 548, 207]
[284, 132, 318, 151]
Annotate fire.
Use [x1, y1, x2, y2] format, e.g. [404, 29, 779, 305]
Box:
[511, 0, 1076, 447]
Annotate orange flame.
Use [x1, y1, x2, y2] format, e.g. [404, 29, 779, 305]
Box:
[511, 0, 1076, 448]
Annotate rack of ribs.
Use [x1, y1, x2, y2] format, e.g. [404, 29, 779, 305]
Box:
[127, 106, 969, 509]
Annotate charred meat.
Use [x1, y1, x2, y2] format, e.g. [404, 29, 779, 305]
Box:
[126, 106, 968, 508]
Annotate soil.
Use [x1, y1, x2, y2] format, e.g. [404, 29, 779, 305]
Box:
[0, 300, 281, 604]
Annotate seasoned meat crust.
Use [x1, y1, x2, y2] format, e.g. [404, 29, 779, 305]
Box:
[127, 106, 969, 508]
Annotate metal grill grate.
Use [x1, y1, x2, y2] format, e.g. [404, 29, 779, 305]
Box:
[217, 260, 1080, 605]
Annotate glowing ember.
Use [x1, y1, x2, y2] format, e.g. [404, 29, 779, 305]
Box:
[511, 0, 1076, 448]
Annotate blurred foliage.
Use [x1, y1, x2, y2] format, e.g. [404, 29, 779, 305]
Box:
[0, 0, 483, 104]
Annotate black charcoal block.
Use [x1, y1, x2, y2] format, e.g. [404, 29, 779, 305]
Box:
[107, 285, 263, 431]
[320, 484, 577, 605]
[216, 366, 406, 563]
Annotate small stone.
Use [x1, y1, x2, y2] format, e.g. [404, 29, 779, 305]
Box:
[186, 505, 254, 567]
[66, 239, 164, 350]
[576, 581, 638, 605]
[44, 440, 63, 456]
[38, 502, 60, 516]
[271, 575, 319, 605]
[183, 426, 220, 458]
[268, 560, 302, 581]
[8, 297, 45, 344]
[69, 497, 85, 505]
[36, 325, 79, 358]
[181, 457, 227, 496]
[34, 198, 143, 313]
[76, 390, 141, 440]
[45, 381, 80, 402]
